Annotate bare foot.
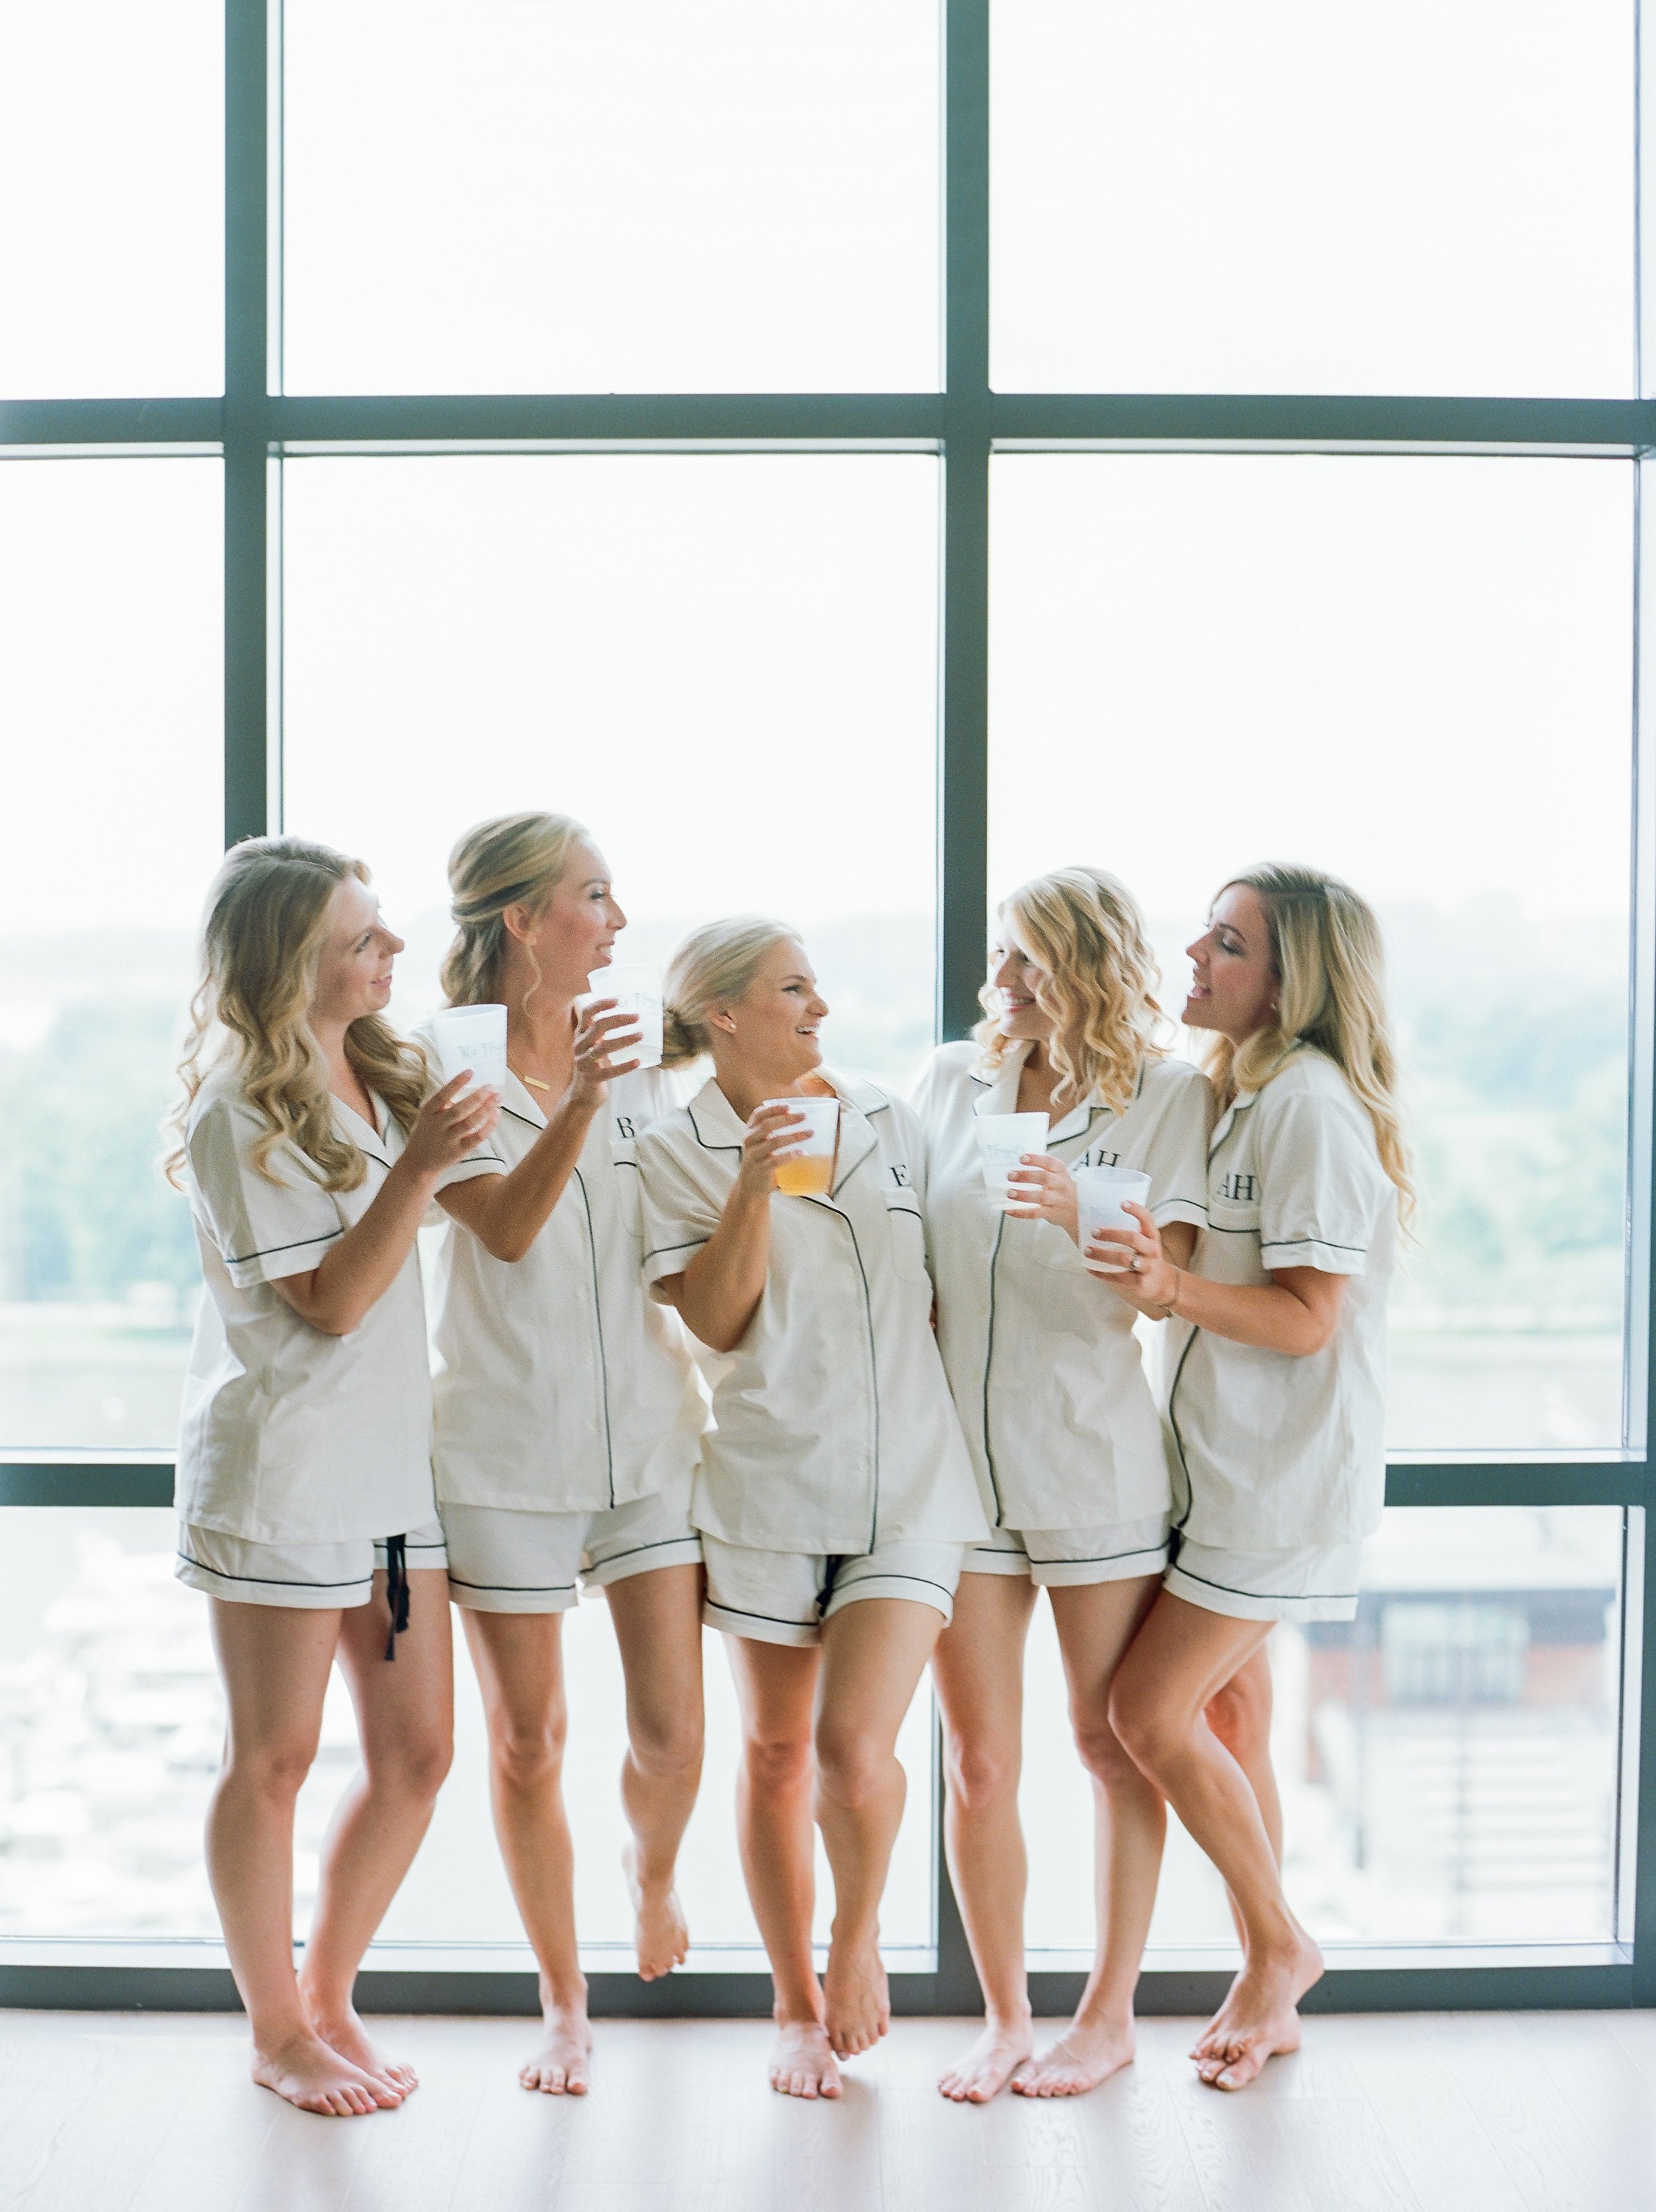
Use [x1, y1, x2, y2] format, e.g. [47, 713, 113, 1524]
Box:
[520, 2004, 593, 2095]
[623, 1843, 689, 1982]
[1012, 2016, 1135, 2097]
[823, 1930, 889, 2059]
[301, 1994, 418, 2097]
[251, 2028, 402, 2117]
[938, 2016, 1034, 2102]
[769, 2018, 843, 2100]
[1191, 1927, 1323, 2091]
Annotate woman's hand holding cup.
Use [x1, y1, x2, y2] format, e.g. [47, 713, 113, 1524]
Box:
[738, 1100, 812, 1200]
[1088, 1201, 1178, 1312]
[405, 1071, 502, 1180]
[1002, 1153, 1079, 1243]
[568, 995, 644, 1109]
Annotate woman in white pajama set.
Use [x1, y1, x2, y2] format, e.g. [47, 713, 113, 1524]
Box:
[913, 867, 1211, 2104]
[1104, 863, 1408, 2093]
[637, 920, 986, 2101]
[170, 837, 502, 2119]
[425, 813, 710, 2099]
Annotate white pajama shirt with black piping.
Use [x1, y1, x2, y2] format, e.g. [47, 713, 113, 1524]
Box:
[1162, 1045, 1397, 1624]
[913, 1040, 1211, 1586]
[174, 1075, 505, 1619]
[637, 1073, 987, 1647]
[424, 1062, 709, 1613]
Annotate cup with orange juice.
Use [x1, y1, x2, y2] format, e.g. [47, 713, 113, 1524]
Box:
[764, 1096, 839, 1197]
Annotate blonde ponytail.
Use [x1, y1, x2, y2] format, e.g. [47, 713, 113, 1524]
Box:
[661, 917, 800, 1069]
[442, 811, 588, 1008]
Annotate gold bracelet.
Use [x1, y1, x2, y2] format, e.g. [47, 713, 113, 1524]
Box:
[1147, 1268, 1180, 1324]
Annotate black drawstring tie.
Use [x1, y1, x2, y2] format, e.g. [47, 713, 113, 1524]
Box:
[383, 1533, 410, 1661]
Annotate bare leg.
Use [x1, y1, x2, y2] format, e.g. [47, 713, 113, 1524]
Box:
[297, 1569, 454, 2097]
[463, 1608, 591, 2094]
[930, 1574, 1039, 2101]
[205, 1599, 399, 2117]
[1205, 1646, 1282, 1944]
[814, 1597, 946, 2063]
[1015, 1574, 1165, 2097]
[1110, 1595, 1321, 2092]
[605, 1565, 705, 1980]
[725, 1637, 839, 2099]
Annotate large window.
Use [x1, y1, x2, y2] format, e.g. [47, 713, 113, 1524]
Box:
[0, 460, 222, 1454]
[0, 3, 223, 398]
[279, 452, 940, 1086]
[1023, 1510, 1626, 1957]
[992, 0, 1634, 396]
[0, 1511, 933, 1962]
[989, 453, 1634, 1453]
[2, 0, 1651, 2016]
[281, 0, 942, 395]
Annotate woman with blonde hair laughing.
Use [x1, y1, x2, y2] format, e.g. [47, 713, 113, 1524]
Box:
[639, 917, 986, 2100]
[425, 811, 710, 2097]
[913, 865, 1211, 2101]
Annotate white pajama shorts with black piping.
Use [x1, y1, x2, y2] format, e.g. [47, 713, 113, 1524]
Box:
[174, 1516, 449, 1609]
[1163, 1534, 1364, 1624]
[438, 1481, 703, 1614]
[701, 1535, 968, 1647]
[961, 1511, 1171, 1588]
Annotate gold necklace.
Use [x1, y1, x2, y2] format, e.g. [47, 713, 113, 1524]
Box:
[519, 1072, 552, 1093]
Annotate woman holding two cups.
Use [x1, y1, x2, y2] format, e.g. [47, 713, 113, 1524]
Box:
[425, 812, 711, 2097]
[912, 867, 1212, 2102]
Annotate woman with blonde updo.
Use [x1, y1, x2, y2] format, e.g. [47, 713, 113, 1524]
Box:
[1106, 864, 1408, 2093]
[912, 866, 1211, 2103]
[168, 836, 503, 2117]
[637, 920, 986, 2101]
[425, 812, 709, 2097]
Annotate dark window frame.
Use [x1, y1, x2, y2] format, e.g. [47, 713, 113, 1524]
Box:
[1, 0, 1653, 2016]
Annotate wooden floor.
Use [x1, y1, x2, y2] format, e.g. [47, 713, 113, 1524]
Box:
[5, 2009, 1656, 2211]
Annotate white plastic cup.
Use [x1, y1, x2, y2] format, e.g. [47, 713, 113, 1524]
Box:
[974, 1112, 1050, 1210]
[762, 1094, 839, 1197]
[428, 1003, 508, 1096]
[586, 962, 662, 1071]
[1074, 1164, 1153, 1274]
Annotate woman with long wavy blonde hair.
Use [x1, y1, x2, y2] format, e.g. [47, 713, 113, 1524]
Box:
[1103, 863, 1408, 2096]
[168, 836, 502, 2119]
[910, 865, 1213, 2102]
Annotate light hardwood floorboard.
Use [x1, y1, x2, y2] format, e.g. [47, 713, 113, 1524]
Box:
[4, 2012, 1656, 2212]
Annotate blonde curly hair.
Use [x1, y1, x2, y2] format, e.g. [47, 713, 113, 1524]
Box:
[973, 865, 1165, 1116]
[1206, 861, 1413, 1220]
[165, 837, 429, 1192]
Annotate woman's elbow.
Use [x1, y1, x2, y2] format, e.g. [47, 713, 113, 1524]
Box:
[1288, 1313, 1340, 1356]
[678, 1297, 745, 1356]
[300, 1300, 359, 1338]
[478, 1228, 534, 1264]
[689, 1317, 741, 1356]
